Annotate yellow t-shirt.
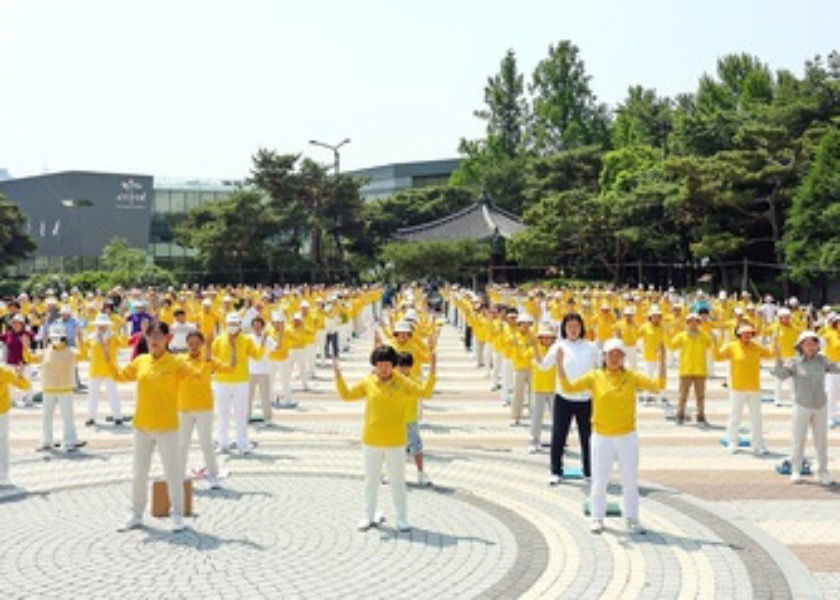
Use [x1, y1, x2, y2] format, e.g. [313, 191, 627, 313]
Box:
[0, 366, 32, 414]
[669, 331, 713, 377]
[335, 372, 423, 447]
[639, 322, 664, 362]
[177, 354, 232, 412]
[560, 369, 664, 436]
[110, 353, 199, 431]
[715, 340, 774, 392]
[211, 334, 265, 384]
[404, 373, 436, 423]
[532, 346, 556, 394]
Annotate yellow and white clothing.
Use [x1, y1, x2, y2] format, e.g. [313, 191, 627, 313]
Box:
[0, 366, 32, 485]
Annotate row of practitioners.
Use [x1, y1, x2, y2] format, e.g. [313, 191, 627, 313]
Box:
[14, 298, 384, 453]
[455, 299, 838, 429]
[473, 284, 815, 332]
[511, 313, 835, 533]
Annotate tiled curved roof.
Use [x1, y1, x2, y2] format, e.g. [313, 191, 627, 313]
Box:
[393, 202, 525, 242]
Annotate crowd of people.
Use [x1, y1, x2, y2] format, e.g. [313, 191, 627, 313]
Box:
[1, 281, 838, 537]
[446, 284, 839, 534]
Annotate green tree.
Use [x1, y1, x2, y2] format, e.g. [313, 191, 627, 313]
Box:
[784, 127, 840, 285]
[611, 86, 674, 153]
[453, 49, 530, 213]
[0, 193, 37, 265]
[175, 190, 280, 283]
[381, 240, 490, 282]
[101, 237, 147, 272]
[250, 149, 365, 273]
[529, 40, 610, 154]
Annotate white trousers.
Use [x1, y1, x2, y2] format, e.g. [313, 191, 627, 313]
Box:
[42, 393, 78, 448]
[706, 349, 716, 378]
[590, 431, 640, 521]
[363, 445, 407, 523]
[248, 373, 272, 421]
[179, 410, 218, 479]
[491, 350, 502, 384]
[501, 358, 513, 401]
[625, 347, 638, 372]
[643, 361, 663, 399]
[290, 349, 309, 389]
[0, 413, 9, 485]
[88, 377, 121, 420]
[315, 331, 326, 362]
[273, 360, 293, 402]
[774, 376, 790, 404]
[530, 392, 553, 446]
[791, 404, 829, 476]
[132, 428, 182, 519]
[727, 391, 764, 450]
[484, 344, 495, 378]
[825, 373, 839, 427]
[215, 382, 249, 450]
[305, 343, 317, 375]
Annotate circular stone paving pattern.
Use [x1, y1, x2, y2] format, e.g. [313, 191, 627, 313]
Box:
[0, 473, 546, 600]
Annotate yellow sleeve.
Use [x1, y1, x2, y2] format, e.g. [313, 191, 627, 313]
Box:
[24, 349, 41, 364]
[336, 374, 367, 401]
[0, 368, 32, 391]
[109, 358, 139, 382]
[631, 370, 665, 392]
[421, 373, 437, 398]
[559, 371, 594, 394]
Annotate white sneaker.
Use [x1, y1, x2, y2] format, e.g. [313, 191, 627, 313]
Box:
[626, 519, 646, 534]
[754, 446, 769, 456]
[549, 474, 562, 486]
[728, 443, 738, 455]
[417, 472, 432, 487]
[171, 514, 186, 533]
[590, 519, 603, 534]
[396, 520, 412, 532]
[790, 472, 803, 484]
[528, 444, 540, 454]
[819, 472, 835, 486]
[119, 516, 143, 532]
[208, 476, 223, 490]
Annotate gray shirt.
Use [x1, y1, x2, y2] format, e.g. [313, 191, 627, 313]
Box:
[773, 353, 840, 409]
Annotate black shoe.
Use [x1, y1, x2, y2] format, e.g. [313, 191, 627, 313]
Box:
[85, 419, 96, 427]
[114, 419, 124, 426]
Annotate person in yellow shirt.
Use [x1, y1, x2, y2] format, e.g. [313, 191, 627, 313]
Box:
[84, 314, 125, 427]
[668, 313, 713, 426]
[396, 351, 437, 487]
[615, 307, 640, 370]
[822, 314, 840, 428]
[286, 312, 311, 393]
[268, 311, 294, 408]
[211, 313, 266, 455]
[714, 322, 774, 455]
[638, 306, 666, 405]
[594, 304, 616, 348]
[510, 313, 535, 425]
[557, 337, 665, 535]
[333, 345, 425, 533]
[104, 320, 201, 533]
[178, 331, 235, 490]
[0, 362, 32, 486]
[768, 308, 803, 407]
[530, 323, 557, 454]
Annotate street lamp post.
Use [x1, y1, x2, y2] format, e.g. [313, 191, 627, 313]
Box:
[308, 138, 351, 282]
[309, 137, 351, 175]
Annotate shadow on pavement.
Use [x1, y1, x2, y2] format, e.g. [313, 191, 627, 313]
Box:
[378, 525, 497, 547]
[141, 527, 266, 551]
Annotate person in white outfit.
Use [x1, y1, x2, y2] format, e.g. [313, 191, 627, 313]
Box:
[247, 316, 276, 424]
[772, 330, 838, 486]
[27, 323, 82, 452]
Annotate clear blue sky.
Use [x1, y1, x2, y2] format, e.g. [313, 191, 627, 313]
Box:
[1, 0, 837, 180]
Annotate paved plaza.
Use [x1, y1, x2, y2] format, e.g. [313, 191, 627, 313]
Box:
[1, 324, 839, 599]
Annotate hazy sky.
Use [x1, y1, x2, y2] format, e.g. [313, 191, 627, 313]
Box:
[2, 0, 837, 181]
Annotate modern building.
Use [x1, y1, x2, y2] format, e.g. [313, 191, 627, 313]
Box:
[149, 180, 238, 266]
[347, 158, 461, 200]
[0, 170, 153, 271]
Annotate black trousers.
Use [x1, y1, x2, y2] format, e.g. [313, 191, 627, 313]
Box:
[324, 333, 339, 359]
[550, 394, 592, 477]
[464, 325, 472, 351]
